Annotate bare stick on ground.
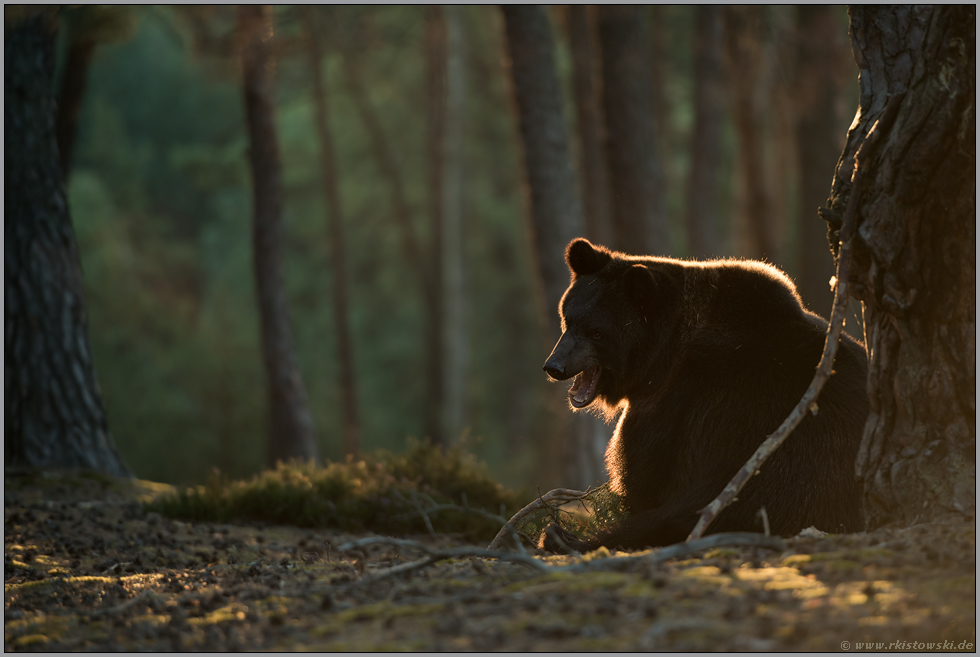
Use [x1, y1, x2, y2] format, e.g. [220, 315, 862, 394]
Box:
[688, 93, 906, 542]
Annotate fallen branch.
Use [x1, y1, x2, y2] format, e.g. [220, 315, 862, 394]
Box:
[486, 488, 591, 551]
[280, 531, 785, 596]
[688, 92, 906, 542]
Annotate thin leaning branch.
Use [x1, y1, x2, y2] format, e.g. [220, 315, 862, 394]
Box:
[688, 93, 906, 542]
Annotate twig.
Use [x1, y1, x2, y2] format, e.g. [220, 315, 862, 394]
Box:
[408, 490, 440, 543]
[487, 488, 591, 551]
[687, 92, 907, 542]
[393, 503, 533, 555]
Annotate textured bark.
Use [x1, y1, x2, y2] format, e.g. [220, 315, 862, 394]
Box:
[441, 5, 468, 443]
[5, 12, 131, 477]
[303, 9, 360, 459]
[596, 5, 667, 255]
[685, 6, 725, 259]
[723, 6, 775, 261]
[502, 5, 606, 490]
[239, 5, 319, 465]
[423, 6, 446, 446]
[794, 5, 851, 315]
[823, 5, 975, 526]
[502, 5, 583, 340]
[565, 5, 613, 247]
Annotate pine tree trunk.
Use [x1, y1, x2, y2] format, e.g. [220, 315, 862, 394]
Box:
[423, 6, 447, 446]
[565, 5, 613, 247]
[503, 5, 607, 490]
[502, 5, 582, 341]
[441, 5, 468, 443]
[54, 28, 95, 180]
[794, 5, 851, 314]
[824, 5, 975, 526]
[596, 5, 667, 256]
[5, 11, 131, 477]
[239, 5, 319, 465]
[723, 6, 775, 261]
[685, 6, 724, 259]
[303, 9, 360, 459]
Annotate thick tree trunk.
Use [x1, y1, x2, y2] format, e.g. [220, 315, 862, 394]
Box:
[824, 5, 975, 527]
[423, 6, 447, 446]
[723, 6, 775, 261]
[239, 5, 319, 465]
[685, 6, 724, 259]
[565, 5, 613, 247]
[5, 11, 131, 477]
[794, 5, 851, 315]
[303, 10, 360, 459]
[441, 5, 468, 443]
[502, 5, 606, 490]
[596, 5, 667, 255]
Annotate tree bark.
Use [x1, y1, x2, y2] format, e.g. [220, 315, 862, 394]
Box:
[503, 5, 607, 490]
[596, 5, 667, 256]
[5, 11, 131, 477]
[685, 6, 725, 259]
[723, 6, 775, 261]
[303, 9, 360, 459]
[239, 5, 319, 465]
[502, 5, 583, 341]
[441, 5, 468, 443]
[794, 5, 851, 314]
[423, 6, 447, 446]
[824, 5, 975, 526]
[565, 5, 613, 247]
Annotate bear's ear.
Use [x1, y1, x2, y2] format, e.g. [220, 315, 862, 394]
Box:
[566, 238, 611, 276]
[624, 264, 658, 311]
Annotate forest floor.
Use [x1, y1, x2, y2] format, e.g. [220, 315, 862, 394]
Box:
[3, 471, 976, 652]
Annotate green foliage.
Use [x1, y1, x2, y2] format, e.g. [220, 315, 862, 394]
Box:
[69, 6, 547, 489]
[147, 441, 528, 541]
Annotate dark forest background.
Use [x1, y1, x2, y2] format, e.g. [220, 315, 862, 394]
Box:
[55, 5, 856, 489]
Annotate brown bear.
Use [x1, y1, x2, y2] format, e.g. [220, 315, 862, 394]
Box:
[539, 238, 868, 553]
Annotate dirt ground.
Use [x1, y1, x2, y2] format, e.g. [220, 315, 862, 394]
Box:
[4, 471, 976, 652]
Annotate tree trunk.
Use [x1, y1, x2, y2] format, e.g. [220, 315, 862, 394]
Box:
[303, 9, 360, 459]
[423, 6, 447, 446]
[54, 28, 95, 181]
[4, 11, 131, 477]
[793, 5, 851, 314]
[723, 6, 775, 261]
[824, 5, 975, 527]
[239, 5, 319, 465]
[685, 6, 724, 259]
[502, 5, 582, 342]
[596, 5, 667, 256]
[441, 5, 468, 443]
[502, 5, 607, 490]
[565, 5, 613, 247]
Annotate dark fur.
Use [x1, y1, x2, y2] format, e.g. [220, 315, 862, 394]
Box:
[540, 239, 868, 552]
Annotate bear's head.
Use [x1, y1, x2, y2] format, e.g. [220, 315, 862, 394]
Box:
[543, 238, 680, 416]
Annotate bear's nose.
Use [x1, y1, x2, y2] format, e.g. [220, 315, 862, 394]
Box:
[543, 362, 566, 380]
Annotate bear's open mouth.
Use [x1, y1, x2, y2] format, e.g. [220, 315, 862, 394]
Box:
[568, 365, 601, 408]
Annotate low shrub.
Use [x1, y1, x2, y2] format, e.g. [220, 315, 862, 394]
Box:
[147, 440, 527, 541]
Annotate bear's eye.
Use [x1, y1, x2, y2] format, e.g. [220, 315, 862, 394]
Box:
[591, 330, 603, 341]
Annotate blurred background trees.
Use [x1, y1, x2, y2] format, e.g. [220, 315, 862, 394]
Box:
[27, 5, 863, 489]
